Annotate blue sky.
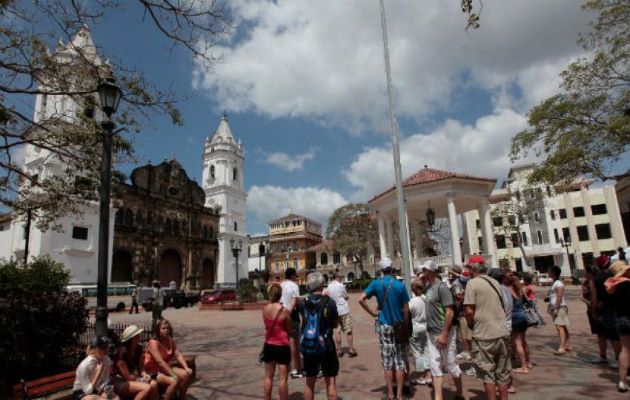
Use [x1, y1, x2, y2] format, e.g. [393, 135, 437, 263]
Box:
[75, 0, 627, 235]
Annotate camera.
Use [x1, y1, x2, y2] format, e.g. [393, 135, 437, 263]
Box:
[544, 296, 550, 303]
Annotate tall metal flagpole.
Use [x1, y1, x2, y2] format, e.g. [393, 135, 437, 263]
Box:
[378, 0, 412, 291]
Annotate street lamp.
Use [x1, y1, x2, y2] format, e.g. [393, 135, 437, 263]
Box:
[559, 237, 574, 275]
[426, 201, 436, 230]
[230, 238, 243, 288]
[95, 79, 122, 337]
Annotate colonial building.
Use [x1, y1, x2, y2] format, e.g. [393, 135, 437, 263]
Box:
[112, 160, 219, 289]
[615, 169, 630, 245]
[0, 27, 116, 284]
[202, 115, 249, 286]
[266, 214, 322, 280]
[463, 164, 627, 276]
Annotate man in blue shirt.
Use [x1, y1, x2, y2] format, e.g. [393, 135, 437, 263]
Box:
[359, 257, 410, 400]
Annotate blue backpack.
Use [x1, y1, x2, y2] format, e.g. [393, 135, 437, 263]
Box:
[299, 296, 329, 355]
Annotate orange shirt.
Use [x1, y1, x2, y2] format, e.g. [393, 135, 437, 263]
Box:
[143, 338, 176, 374]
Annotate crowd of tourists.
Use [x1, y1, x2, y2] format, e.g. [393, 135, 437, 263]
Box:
[259, 246, 630, 400]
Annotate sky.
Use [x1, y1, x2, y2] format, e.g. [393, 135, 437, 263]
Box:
[76, 0, 628, 235]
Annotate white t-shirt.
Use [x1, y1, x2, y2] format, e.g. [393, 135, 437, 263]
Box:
[73, 354, 112, 394]
[550, 280, 567, 307]
[326, 280, 350, 316]
[409, 296, 427, 334]
[280, 280, 300, 310]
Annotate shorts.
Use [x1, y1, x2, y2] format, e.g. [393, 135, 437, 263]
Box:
[616, 316, 630, 337]
[603, 313, 620, 341]
[290, 315, 301, 338]
[72, 390, 86, 400]
[550, 306, 570, 326]
[377, 323, 408, 371]
[303, 351, 339, 377]
[471, 337, 511, 385]
[458, 316, 473, 341]
[587, 311, 604, 335]
[409, 330, 430, 372]
[427, 331, 461, 378]
[262, 343, 291, 365]
[338, 313, 353, 333]
[512, 320, 528, 333]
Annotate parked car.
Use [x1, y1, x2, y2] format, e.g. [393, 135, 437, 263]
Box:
[200, 288, 237, 304]
[139, 286, 200, 310]
[538, 273, 553, 286]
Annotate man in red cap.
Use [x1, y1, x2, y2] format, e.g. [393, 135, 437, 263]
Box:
[590, 254, 621, 366]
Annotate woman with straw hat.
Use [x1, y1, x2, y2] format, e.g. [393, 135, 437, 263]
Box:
[115, 325, 158, 400]
[605, 261, 630, 392]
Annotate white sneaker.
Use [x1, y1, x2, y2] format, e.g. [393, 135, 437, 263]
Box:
[618, 381, 629, 392]
[456, 351, 471, 361]
[590, 356, 608, 364]
[610, 360, 619, 369]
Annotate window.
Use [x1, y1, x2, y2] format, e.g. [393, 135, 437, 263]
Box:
[475, 219, 480, 229]
[495, 235, 507, 249]
[293, 257, 298, 268]
[493, 217, 503, 227]
[478, 237, 483, 249]
[573, 207, 585, 217]
[72, 226, 88, 240]
[546, 185, 552, 197]
[233, 167, 238, 181]
[165, 218, 171, 234]
[591, 204, 608, 215]
[562, 227, 570, 242]
[536, 230, 543, 245]
[115, 209, 124, 225]
[595, 223, 612, 239]
[234, 221, 238, 231]
[554, 228, 560, 243]
[534, 212, 540, 223]
[333, 252, 341, 264]
[320, 253, 328, 265]
[210, 165, 215, 179]
[511, 233, 519, 246]
[577, 225, 589, 241]
[124, 209, 133, 227]
[559, 209, 567, 219]
[521, 232, 528, 246]
[550, 210, 555, 220]
[508, 215, 516, 226]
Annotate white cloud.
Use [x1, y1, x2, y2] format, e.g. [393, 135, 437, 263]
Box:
[193, 0, 592, 133]
[248, 185, 347, 227]
[262, 147, 317, 171]
[344, 108, 529, 201]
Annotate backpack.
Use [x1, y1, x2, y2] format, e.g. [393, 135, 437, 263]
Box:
[299, 296, 330, 355]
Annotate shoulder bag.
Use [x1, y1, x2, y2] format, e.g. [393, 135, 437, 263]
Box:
[381, 277, 410, 344]
[258, 306, 283, 365]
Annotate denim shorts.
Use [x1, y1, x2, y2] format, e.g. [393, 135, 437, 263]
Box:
[616, 316, 630, 336]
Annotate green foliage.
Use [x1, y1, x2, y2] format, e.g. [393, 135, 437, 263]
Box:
[237, 278, 259, 303]
[511, 0, 630, 184]
[347, 278, 372, 292]
[360, 270, 372, 280]
[327, 203, 379, 272]
[0, 257, 88, 386]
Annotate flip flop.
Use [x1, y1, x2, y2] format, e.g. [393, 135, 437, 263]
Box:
[513, 368, 529, 374]
[553, 350, 568, 355]
[348, 349, 358, 358]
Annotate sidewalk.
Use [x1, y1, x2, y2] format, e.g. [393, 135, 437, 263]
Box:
[109, 286, 627, 399]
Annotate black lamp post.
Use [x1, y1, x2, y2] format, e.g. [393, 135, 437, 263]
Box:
[559, 237, 574, 275]
[230, 238, 243, 288]
[95, 80, 122, 337]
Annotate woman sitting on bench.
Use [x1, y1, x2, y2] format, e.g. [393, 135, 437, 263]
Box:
[115, 325, 159, 400]
[144, 319, 193, 400]
[73, 336, 120, 400]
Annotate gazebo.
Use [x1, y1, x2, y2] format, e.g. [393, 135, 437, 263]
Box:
[368, 166, 498, 269]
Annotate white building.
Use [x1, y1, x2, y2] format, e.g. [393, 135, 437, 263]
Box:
[463, 164, 627, 277]
[0, 27, 115, 284]
[202, 115, 249, 286]
[247, 234, 268, 274]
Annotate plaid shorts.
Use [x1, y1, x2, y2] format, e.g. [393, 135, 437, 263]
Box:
[377, 323, 408, 371]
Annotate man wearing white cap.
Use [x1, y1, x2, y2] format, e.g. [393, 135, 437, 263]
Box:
[421, 260, 463, 400]
[359, 257, 410, 400]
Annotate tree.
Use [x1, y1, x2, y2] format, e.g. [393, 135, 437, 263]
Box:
[1, 1, 231, 228]
[511, 0, 630, 185]
[326, 203, 379, 274]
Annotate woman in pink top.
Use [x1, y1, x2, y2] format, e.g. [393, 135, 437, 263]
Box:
[524, 275, 546, 325]
[144, 320, 192, 400]
[262, 283, 292, 400]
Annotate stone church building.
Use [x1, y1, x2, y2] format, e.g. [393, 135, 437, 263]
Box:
[112, 160, 220, 290]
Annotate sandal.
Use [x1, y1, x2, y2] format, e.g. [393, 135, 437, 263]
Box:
[513, 368, 529, 374]
[348, 349, 358, 358]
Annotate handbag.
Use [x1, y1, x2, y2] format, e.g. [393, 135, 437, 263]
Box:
[258, 307, 283, 364]
[522, 300, 540, 327]
[380, 278, 409, 344]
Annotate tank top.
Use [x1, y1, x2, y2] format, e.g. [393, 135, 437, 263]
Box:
[264, 309, 289, 346]
[143, 338, 175, 374]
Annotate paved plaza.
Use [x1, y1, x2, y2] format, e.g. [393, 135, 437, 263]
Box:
[108, 286, 627, 399]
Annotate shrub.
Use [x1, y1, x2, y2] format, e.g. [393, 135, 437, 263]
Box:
[360, 270, 372, 280]
[237, 278, 259, 303]
[0, 257, 88, 387]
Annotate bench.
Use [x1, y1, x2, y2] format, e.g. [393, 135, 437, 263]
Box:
[12, 371, 75, 400]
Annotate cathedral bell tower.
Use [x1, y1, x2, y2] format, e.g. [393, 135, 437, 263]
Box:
[202, 114, 248, 287]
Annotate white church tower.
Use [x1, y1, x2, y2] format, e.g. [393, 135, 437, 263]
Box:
[202, 114, 248, 287]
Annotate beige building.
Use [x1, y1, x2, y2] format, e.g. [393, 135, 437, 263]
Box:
[614, 169, 630, 245]
[463, 165, 627, 277]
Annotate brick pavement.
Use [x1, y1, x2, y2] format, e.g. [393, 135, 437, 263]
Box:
[108, 286, 628, 399]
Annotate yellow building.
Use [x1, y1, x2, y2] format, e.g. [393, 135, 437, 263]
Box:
[267, 214, 322, 280]
[463, 165, 627, 276]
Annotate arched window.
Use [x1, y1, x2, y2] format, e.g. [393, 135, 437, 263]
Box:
[320, 253, 328, 265]
[165, 218, 171, 234]
[234, 221, 238, 231]
[233, 167, 238, 181]
[115, 209, 124, 225]
[537, 230, 543, 244]
[210, 165, 215, 179]
[333, 252, 341, 264]
[534, 211, 540, 222]
[208, 226, 214, 238]
[124, 209, 134, 227]
[202, 226, 209, 239]
[173, 220, 179, 235]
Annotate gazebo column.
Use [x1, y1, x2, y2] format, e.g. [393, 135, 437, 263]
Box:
[377, 213, 387, 259]
[404, 209, 414, 267]
[480, 197, 498, 265]
[385, 217, 394, 258]
[447, 195, 462, 265]
[414, 221, 424, 259]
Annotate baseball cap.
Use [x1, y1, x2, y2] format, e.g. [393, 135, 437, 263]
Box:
[422, 260, 438, 272]
[379, 257, 393, 270]
[466, 255, 485, 266]
[595, 254, 610, 269]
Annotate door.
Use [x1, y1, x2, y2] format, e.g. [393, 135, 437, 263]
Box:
[111, 250, 133, 283]
[201, 258, 215, 289]
[158, 249, 182, 288]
